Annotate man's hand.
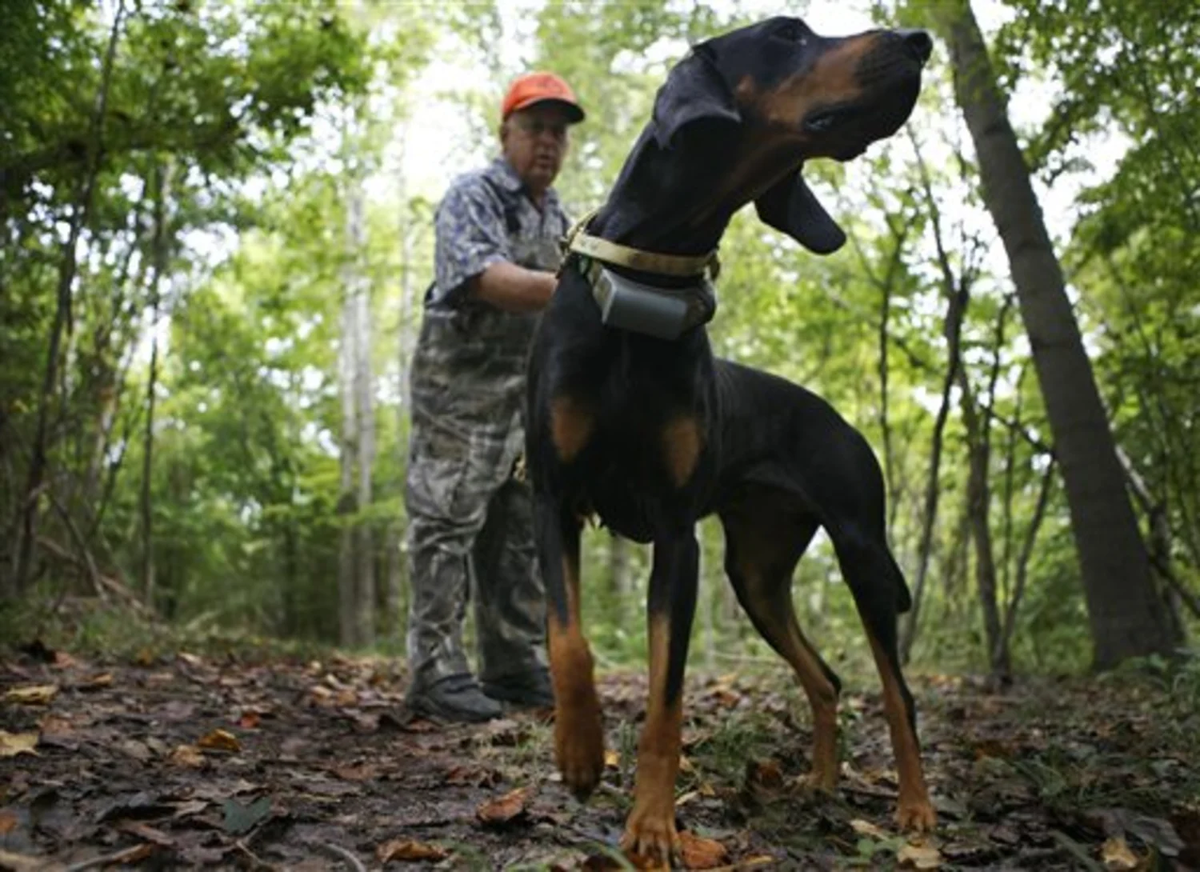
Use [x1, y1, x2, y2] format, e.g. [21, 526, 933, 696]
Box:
[469, 261, 558, 313]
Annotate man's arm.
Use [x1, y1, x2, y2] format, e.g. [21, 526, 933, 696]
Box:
[468, 262, 557, 313]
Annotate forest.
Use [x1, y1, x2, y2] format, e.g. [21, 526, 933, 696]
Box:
[1, 1, 1198, 869]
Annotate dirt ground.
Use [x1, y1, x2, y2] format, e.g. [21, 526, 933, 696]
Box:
[2, 641, 1198, 870]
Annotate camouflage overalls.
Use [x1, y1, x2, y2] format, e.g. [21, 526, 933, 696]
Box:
[405, 157, 568, 693]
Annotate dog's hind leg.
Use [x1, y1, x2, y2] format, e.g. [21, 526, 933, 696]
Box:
[622, 527, 700, 864]
[720, 495, 842, 792]
[536, 495, 604, 800]
[831, 526, 936, 831]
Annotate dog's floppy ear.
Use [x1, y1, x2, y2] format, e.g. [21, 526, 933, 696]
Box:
[652, 44, 741, 149]
[754, 170, 846, 254]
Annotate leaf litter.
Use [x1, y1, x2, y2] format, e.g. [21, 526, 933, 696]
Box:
[1, 643, 1198, 869]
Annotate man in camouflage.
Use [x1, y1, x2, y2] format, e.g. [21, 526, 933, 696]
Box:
[404, 73, 586, 722]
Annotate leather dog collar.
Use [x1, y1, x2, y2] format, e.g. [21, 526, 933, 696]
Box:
[561, 210, 720, 278]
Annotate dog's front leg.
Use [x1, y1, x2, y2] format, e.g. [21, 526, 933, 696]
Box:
[536, 494, 604, 799]
[622, 528, 699, 864]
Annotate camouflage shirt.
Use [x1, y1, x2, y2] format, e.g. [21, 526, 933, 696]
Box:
[429, 156, 571, 307]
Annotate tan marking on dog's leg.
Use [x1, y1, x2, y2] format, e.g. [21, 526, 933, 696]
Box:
[622, 613, 683, 864]
[551, 395, 594, 463]
[550, 550, 603, 799]
[661, 415, 702, 488]
[866, 632, 936, 831]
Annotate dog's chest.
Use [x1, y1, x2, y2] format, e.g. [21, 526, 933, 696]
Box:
[565, 384, 716, 543]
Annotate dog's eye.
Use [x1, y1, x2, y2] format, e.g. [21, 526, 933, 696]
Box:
[774, 22, 808, 44]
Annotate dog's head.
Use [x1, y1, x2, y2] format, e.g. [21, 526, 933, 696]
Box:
[652, 17, 931, 254]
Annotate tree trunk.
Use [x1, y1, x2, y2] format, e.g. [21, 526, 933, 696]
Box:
[899, 271, 966, 663]
[338, 153, 374, 648]
[9, 0, 126, 596]
[140, 159, 171, 610]
[338, 204, 362, 648]
[353, 192, 376, 647]
[935, 0, 1179, 668]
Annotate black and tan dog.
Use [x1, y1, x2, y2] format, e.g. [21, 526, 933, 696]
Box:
[525, 16, 935, 862]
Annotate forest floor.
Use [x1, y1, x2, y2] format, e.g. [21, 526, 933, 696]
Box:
[2, 628, 1199, 871]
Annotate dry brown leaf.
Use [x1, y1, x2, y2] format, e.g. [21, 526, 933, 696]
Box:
[169, 744, 205, 768]
[120, 821, 175, 847]
[108, 843, 155, 864]
[0, 810, 18, 835]
[476, 786, 529, 826]
[197, 728, 240, 753]
[177, 652, 203, 667]
[0, 849, 49, 872]
[51, 650, 78, 669]
[4, 684, 58, 705]
[79, 672, 114, 690]
[0, 731, 39, 758]
[376, 838, 449, 862]
[134, 647, 156, 666]
[1101, 836, 1140, 871]
[604, 749, 621, 768]
[38, 714, 73, 735]
[898, 840, 943, 869]
[679, 831, 728, 869]
[850, 818, 890, 840]
[747, 759, 784, 789]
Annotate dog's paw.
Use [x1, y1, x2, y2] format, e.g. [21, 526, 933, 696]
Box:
[621, 809, 680, 869]
[895, 797, 938, 832]
[554, 687, 604, 800]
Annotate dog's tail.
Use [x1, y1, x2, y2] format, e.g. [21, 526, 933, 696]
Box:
[888, 550, 913, 614]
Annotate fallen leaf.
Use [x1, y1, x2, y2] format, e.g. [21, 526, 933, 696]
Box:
[898, 840, 943, 869]
[169, 799, 209, 820]
[679, 831, 728, 869]
[4, 685, 58, 705]
[177, 652, 203, 667]
[851, 819, 890, 840]
[0, 849, 49, 872]
[222, 796, 271, 835]
[1101, 836, 1140, 871]
[119, 739, 153, 762]
[169, 744, 204, 768]
[52, 650, 78, 669]
[134, 648, 156, 666]
[120, 821, 175, 847]
[0, 810, 17, 834]
[38, 714, 74, 736]
[107, 844, 155, 864]
[476, 787, 529, 826]
[747, 759, 784, 789]
[604, 749, 621, 768]
[376, 838, 449, 862]
[78, 672, 114, 690]
[0, 731, 39, 758]
[238, 711, 261, 729]
[197, 728, 240, 753]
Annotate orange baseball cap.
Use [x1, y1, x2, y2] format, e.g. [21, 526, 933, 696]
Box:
[501, 72, 585, 123]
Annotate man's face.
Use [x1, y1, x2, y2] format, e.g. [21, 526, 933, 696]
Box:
[501, 103, 573, 194]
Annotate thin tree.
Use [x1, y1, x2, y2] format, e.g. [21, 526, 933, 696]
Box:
[140, 158, 171, 608]
[10, 1, 127, 596]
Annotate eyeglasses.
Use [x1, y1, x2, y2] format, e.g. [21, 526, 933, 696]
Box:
[512, 116, 570, 141]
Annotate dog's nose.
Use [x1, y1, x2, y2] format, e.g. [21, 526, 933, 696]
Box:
[898, 29, 933, 64]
